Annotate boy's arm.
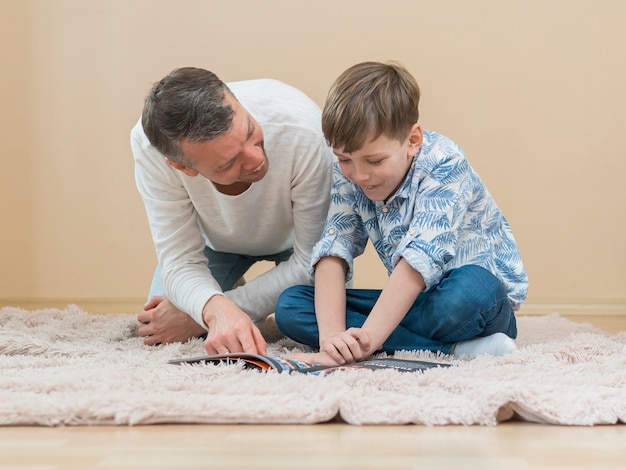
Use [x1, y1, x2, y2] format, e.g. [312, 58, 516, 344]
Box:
[360, 258, 425, 355]
[314, 256, 372, 364]
[313, 256, 348, 342]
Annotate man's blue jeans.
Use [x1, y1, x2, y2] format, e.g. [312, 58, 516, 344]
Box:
[148, 246, 294, 298]
[274, 265, 517, 355]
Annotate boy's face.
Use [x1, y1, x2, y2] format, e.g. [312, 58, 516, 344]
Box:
[333, 124, 423, 202]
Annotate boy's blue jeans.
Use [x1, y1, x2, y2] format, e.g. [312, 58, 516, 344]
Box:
[274, 265, 517, 355]
[148, 246, 294, 298]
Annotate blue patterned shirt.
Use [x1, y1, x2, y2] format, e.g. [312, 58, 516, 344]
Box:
[310, 130, 528, 310]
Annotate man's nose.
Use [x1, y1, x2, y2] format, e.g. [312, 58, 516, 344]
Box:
[241, 145, 264, 168]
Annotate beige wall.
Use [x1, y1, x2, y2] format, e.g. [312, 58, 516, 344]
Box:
[1, 0, 625, 315]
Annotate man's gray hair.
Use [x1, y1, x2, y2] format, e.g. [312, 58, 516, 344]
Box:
[141, 67, 235, 167]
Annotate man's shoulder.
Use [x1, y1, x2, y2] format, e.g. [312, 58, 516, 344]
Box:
[130, 116, 144, 137]
[130, 116, 151, 153]
[228, 78, 313, 103]
[227, 77, 293, 91]
[228, 79, 324, 145]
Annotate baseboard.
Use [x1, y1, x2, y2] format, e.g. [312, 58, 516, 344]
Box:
[0, 298, 146, 314]
[2, 298, 626, 317]
[518, 301, 626, 316]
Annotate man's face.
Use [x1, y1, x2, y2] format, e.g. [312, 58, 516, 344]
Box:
[176, 93, 269, 186]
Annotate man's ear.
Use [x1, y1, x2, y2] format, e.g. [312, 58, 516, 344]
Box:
[165, 158, 199, 177]
[407, 123, 423, 156]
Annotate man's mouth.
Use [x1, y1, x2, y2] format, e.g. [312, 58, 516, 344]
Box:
[244, 161, 265, 176]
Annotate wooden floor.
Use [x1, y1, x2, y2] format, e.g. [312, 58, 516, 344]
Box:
[1, 315, 624, 470]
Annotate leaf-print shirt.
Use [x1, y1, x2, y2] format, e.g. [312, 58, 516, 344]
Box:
[310, 130, 528, 310]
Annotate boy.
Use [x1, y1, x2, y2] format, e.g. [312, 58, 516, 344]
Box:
[274, 61, 528, 365]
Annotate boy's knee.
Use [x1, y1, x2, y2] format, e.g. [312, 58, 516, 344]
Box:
[453, 265, 516, 337]
[274, 285, 318, 345]
[275, 285, 312, 323]
[276, 285, 311, 307]
[455, 265, 507, 302]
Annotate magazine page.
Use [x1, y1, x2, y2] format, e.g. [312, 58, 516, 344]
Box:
[167, 353, 314, 373]
[297, 357, 452, 375]
[168, 353, 451, 375]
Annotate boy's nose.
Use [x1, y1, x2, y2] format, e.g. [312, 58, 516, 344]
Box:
[351, 166, 370, 184]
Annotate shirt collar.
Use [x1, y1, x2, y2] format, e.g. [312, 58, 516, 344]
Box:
[384, 152, 419, 204]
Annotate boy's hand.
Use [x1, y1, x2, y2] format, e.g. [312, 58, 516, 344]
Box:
[320, 328, 371, 364]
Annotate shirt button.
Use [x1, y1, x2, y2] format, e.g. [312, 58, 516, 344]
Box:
[409, 229, 416, 236]
[328, 228, 335, 235]
[381, 206, 389, 213]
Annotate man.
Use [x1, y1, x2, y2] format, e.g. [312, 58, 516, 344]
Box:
[130, 67, 333, 355]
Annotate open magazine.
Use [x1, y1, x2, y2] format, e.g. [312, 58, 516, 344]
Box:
[167, 352, 452, 375]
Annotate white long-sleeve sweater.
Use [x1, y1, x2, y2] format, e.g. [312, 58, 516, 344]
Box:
[131, 79, 333, 326]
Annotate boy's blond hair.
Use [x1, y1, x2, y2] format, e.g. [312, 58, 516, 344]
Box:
[322, 61, 420, 153]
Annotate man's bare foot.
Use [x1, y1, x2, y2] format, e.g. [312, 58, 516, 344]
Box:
[137, 295, 206, 345]
[257, 314, 285, 343]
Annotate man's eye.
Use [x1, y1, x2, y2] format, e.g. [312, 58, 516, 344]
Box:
[216, 162, 235, 173]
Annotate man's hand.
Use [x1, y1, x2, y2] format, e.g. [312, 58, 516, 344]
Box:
[320, 327, 371, 364]
[137, 296, 207, 345]
[202, 295, 267, 356]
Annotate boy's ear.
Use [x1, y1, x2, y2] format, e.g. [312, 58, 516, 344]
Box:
[166, 158, 199, 177]
[407, 123, 423, 156]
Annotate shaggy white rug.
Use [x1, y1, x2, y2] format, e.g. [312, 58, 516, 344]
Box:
[0, 305, 625, 426]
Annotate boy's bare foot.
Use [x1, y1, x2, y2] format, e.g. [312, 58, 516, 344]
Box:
[288, 350, 340, 366]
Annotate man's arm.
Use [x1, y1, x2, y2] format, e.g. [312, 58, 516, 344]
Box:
[131, 120, 229, 325]
[132, 122, 267, 353]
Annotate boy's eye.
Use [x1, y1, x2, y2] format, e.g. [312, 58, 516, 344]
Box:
[368, 159, 383, 165]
